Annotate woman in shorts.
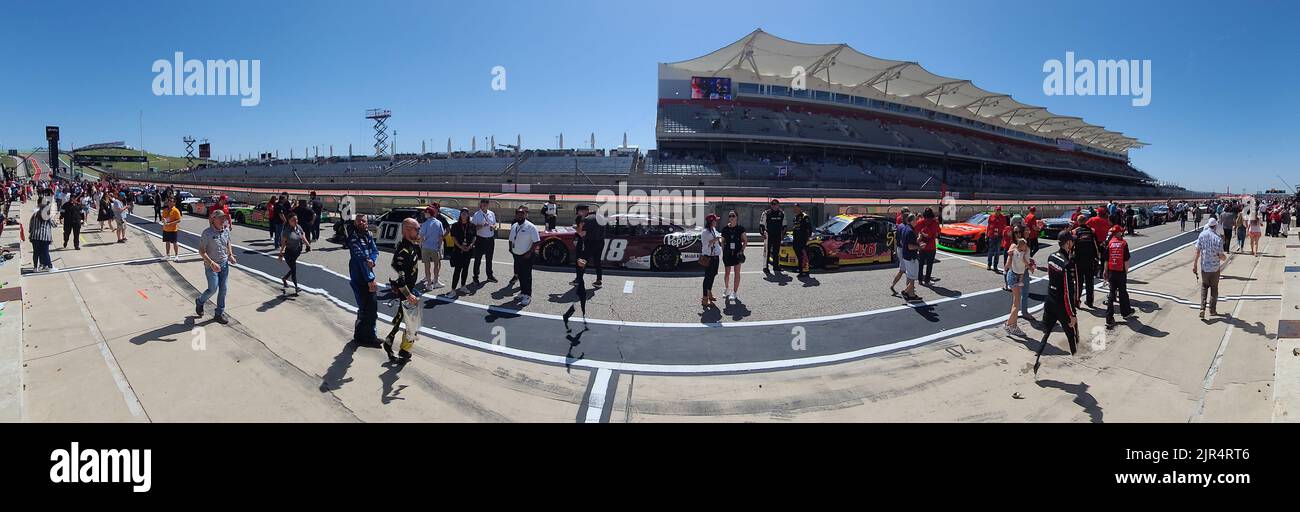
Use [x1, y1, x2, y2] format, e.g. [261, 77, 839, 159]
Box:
[1003, 238, 1031, 336]
[1247, 215, 1263, 256]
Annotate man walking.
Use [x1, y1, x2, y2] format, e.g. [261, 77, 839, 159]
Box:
[1194, 218, 1227, 318]
[347, 214, 383, 347]
[196, 211, 236, 324]
[890, 213, 921, 301]
[916, 207, 940, 284]
[60, 192, 83, 250]
[574, 204, 604, 287]
[760, 199, 785, 275]
[1104, 226, 1135, 327]
[471, 199, 498, 284]
[1034, 231, 1079, 374]
[509, 206, 540, 305]
[382, 218, 423, 363]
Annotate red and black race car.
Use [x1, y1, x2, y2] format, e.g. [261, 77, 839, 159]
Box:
[534, 214, 703, 271]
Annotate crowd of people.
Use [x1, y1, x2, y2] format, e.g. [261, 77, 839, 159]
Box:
[9, 169, 1297, 371]
[10, 176, 145, 272]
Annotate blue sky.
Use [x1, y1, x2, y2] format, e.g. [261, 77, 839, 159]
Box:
[1, 0, 1296, 193]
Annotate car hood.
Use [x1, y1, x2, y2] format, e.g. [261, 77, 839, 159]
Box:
[940, 223, 986, 236]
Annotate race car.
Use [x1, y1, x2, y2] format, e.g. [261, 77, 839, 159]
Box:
[778, 214, 895, 269]
[1148, 205, 1169, 225]
[534, 213, 702, 271]
[1039, 215, 1075, 240]
[176, 191, 199, 213]
[938, 212, 996, 253]
[191, 196, 249, 218]
[331, 206, 459, 249]
[229, 202, 273, 228]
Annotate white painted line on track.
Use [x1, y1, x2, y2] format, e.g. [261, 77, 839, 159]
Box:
[65, 273, 145, 419]
[583, 368, 612, 423]
[623, 280, 634, 294]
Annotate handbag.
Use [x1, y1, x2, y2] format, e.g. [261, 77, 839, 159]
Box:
[699, 254, 712, 267]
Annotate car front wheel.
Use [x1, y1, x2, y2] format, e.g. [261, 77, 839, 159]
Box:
[651, 245, 680, 271]
[541, 240, 569, 266]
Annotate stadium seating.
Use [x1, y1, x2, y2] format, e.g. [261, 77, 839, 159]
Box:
[658, 103, 1149, 180]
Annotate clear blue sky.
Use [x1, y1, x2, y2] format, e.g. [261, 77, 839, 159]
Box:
[2, 0, 1297, 193]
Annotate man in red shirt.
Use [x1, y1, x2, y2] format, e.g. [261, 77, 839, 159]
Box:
[1104, 226, 1135, 327]
[1084, 210, 1112, 278]
[986, 206, 1008, 272]
[1025, 206, 1043, 255]
[916, 207, 941, 284]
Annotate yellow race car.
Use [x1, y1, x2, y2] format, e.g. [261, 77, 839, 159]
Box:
[779, 214, 896, 270]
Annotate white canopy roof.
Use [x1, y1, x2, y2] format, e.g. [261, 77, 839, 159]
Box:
[663, 30, 1145, 154]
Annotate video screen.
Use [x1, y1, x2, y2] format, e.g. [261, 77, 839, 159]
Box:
[691, 77, 732, 100]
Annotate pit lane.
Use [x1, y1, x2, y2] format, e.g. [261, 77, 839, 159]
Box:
[133, 212, 1197, 373]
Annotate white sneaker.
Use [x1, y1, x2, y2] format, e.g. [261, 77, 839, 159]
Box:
[730, 291, 738, 301]
[47, 266, 58, 272]
[519, 295, 531, 306]
[431, 281, 445, 289]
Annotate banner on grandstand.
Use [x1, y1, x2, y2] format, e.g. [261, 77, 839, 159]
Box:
[73, 154, 148, 165]
[690, 77, 732, 100]
[777, 165, 788, 178]
[1056, 138, 1076, 151]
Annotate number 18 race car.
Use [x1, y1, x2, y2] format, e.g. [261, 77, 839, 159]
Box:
[779, 214, 895, 269]
[534, 214, 702, 271]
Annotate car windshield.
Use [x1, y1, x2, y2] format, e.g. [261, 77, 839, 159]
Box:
[816, 217, 851, 235]
[965, 213, 990, 225]
[440, 207, 460, 221]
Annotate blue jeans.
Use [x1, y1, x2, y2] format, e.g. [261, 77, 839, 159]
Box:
[986, 236, 1003, 269]
[198, 262, 230, 316]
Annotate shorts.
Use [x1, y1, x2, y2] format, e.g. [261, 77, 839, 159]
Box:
[901, 255, 919, 281]
[162, 231, 178, 243]
[420, 245, 443, 263]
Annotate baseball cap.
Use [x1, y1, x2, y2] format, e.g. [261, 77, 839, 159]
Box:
[994, 206, 1002, 211]
[1207, 218, 1219, 228]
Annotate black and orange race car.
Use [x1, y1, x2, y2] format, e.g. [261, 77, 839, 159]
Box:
[778, 214, 896, 269]
[534, 213, 702, 271]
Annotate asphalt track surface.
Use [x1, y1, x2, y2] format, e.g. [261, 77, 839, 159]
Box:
[122, 213, 1199, 374]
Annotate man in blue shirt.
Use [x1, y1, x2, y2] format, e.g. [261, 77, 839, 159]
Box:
[347, 214, 382, 347]
[889, 213, 921, 301]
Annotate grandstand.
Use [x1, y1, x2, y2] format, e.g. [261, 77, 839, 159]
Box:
[651, 29, 1174, 197]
